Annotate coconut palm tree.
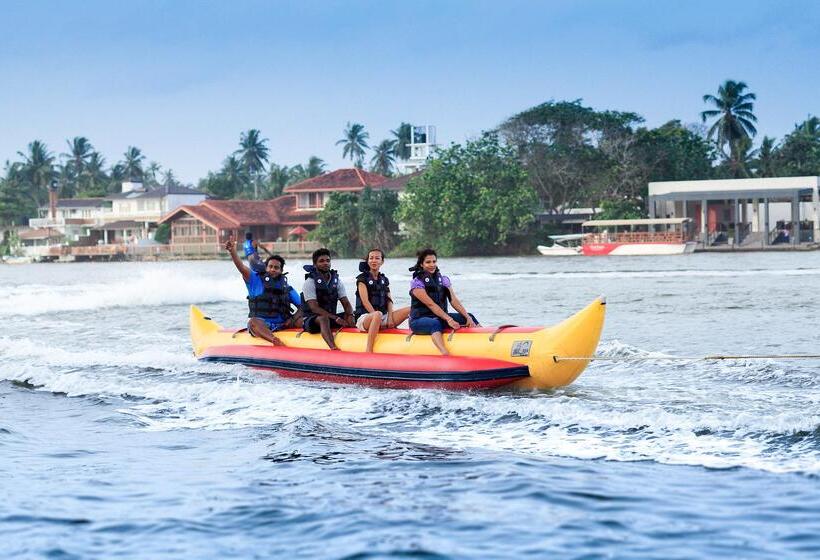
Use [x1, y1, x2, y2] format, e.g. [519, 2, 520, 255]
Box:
[235, 129, 269, 198]
[336, 122, 369, 167]
[391, 122, 412, 160]
[162, 169, 179, 188]
[701, 80, 758, 157]
[306, 156, 326, 178]
[221, 155, 250, 198]
[81, 152, 108, 196]
[144, 161, 162, 187]
[62, 137, 94, 194]
[17, 140, 56, 206]
[370, 139, 397, 176]
[121, 146, 145, 182]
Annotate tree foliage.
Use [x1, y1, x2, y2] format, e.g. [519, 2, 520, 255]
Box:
[397, 132, 537, 255]
[313, 188, 400, 257]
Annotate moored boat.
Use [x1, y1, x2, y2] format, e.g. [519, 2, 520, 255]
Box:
[537, 234, 584, 256]
[190, 297, 606, 390]
[581, 218, 697, 256]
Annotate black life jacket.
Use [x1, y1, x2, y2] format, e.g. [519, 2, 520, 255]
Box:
[409, 268, 450, 319]
[248, 273, 293, 319]
[301, 265, 340, 316]
[354, 269, 390, 319]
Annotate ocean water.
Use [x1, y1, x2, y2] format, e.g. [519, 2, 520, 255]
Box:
[1, 253, 819, 559]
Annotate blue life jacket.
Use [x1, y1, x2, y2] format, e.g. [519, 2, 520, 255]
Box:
[248, 273, 292, 319]
[409, 269, 450, 319]
[354, 266, 390, 319]
[301, 265, 340, 316]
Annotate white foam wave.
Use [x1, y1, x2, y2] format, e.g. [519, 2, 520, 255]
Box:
[0, 269, 243, 317]
[455, 268, 820, 281]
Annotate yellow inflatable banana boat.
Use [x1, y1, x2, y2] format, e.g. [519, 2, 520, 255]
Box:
[190, 297, 606, 390]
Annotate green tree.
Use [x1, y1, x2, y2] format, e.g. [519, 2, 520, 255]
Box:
[700, 80, 757, 165]
[336, 122, 369, 168]
[80, 152, 109, 197]
[154, 222, 171, 243]
[358, 187, 399, 252]
[397, 132, 537, 255]
[121, 146, 145, 182]
[17, 140, 56, 207]
[500, 100, 643, 214]
[62, 136, 93, 196]
[144, 161, 162, 188]
[635, 120, 715, 184]
[0, 163, 38, 225]
[370, 139, 396, 176]
[752, 136, 779, 177]
[776, 116, 820, 176]
[236, 129, 269, 198]
[306, 156, 326, 178]
[313, 192, 360, 256]
[392, 122, 412, 160]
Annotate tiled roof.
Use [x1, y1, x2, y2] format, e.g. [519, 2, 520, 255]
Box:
[200, 199, 282, 225]
[107, 185, 206, 200]
[377, 171, 424, 192]
[284, 168, 388, 193]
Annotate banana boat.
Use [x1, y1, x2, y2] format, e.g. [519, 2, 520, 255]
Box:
[190, 297, 606, 390]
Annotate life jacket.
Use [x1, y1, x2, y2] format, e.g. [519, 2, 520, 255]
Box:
[409, 268, 450, 319]
[301, 265, 340, 316]
[354, 266, 390, 319]
[248, 272, 292, 319]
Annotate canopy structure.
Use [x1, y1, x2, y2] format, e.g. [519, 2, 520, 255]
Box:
[288, 225, 309, 237]
[582, 218, 690, 228]
[647, 176, 820, 247]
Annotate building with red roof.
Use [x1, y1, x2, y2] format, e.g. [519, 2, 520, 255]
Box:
[159, 168, 397, 251]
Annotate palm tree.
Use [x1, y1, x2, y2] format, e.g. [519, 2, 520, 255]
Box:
[62, 137, 93, 194]
[752, 136, 778, 177]
[17, 140, 56, 206]
[370, 139, 397, 176]
[235, 129, 269, 198]
[336, 122, 369, 167]
[726, 136, 755, 178]
[162, 169, 179, 188]
[701, 80, 758, 157]
[306, 156, 326, 178]
[144, 161, 162, 187]
[221, 155, 250, 198]
[121, 146, 145, 182]
[391, 122, 412, 160]
[81, 152, 108, 196]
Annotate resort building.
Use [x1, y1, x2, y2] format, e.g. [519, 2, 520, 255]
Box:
[160, 168, 397, 256]
[648, 176, 820, 249]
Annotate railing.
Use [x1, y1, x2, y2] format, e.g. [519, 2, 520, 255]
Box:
[259, 240, 321, 254]
[586, 232, 685, 244]
[29, 217, 66, 228]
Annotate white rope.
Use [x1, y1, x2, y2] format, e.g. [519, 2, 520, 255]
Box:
[553, 354, 820, 363]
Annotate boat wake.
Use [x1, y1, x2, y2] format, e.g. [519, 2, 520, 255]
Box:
[1, 334, 818, 475]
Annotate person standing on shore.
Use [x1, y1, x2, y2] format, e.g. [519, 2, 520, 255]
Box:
[225, 237, 302, 346]
[301, 248, 355, 350]
[408, 248, 479, 355]
[354, 248, 411, 353]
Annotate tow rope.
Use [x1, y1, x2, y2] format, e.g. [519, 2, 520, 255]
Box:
[553, 354, 820, 363]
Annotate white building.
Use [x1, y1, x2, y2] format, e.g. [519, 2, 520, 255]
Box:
[648, 176, 820, 247]
[396, 125, 437, 175]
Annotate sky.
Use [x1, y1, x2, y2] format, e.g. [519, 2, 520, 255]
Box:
[1, 0, 818, 184]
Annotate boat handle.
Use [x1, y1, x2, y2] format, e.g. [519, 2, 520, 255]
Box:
[405, 333, 414, 342]
[489, 325, 518, 342]
[447, 329, 456, 342]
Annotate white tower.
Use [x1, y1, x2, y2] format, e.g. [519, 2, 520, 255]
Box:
[397, 125, 437, 175]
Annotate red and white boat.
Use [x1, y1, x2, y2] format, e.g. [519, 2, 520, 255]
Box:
[580, 218, 697, 256]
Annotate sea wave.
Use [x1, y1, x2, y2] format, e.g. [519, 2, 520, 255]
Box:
[0, 269, 243, 317]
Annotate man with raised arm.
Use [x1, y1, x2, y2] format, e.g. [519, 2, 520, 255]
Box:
[225, 237, 302, 346]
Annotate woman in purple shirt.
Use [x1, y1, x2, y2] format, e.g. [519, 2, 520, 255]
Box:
[408, 248, 479, 355]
